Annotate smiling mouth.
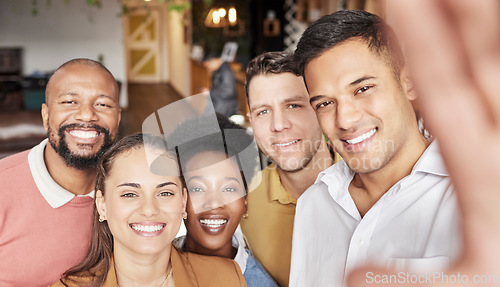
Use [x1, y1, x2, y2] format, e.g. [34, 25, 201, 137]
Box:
[68, 130, 99, 139]
[130, 223, 166, 232]
[273, 139, 300, 147]
[343, 128, 377, 145]
[199, 218, 228, 228]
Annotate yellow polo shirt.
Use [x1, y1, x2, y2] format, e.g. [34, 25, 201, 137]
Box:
[240, 164, 296, 287]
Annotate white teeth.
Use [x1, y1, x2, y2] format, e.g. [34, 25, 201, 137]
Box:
[131, 224, 164, 232]
[274, 140, 299, 147]
[346, 129, 376, 144]
[69, 130, 98, 139]
[200, 219, 227, 228]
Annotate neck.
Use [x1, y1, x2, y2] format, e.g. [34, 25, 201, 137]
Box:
[114, 243, 171, 287]
[350, 133, 429, 216]
[184, 234, 237, 259]
[277, 139, 333, 199]
[44, 144, 97, 195]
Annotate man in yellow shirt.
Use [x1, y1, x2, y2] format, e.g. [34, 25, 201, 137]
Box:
[241, 51, 338, 286]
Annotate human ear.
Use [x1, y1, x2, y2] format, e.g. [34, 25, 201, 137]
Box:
[41, 103, 49, 132]
[95, 190, 106, 219]
[400, 66, 417, 101]
[182, 187, 188, 212]
[247, 112, 253, 124]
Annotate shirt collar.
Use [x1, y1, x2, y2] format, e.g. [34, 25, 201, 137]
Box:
[317, 140, 447, 183]
[267, 165, 297, 205]
[28, 139, 95, 209]
[172, 225, 249, 274]
[316, 140, 448, 201]
[411, 140, 448, 176]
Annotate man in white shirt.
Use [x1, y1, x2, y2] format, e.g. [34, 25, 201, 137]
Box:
[289, 10, 461, 286]
[347, 1, 500, 286]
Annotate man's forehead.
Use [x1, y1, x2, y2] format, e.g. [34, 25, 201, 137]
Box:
[48, 64, 117, 88]
[248, 73, 306, 104]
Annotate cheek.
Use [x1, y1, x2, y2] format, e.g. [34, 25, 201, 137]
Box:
[252, 121, 270, 143]
[316, 114, 335, 135]
[293, 112, 322, 133]
[185, 198, 197, 216]
[187, 195, 206, 213]
[102, 112, 120, 129]
[106, 200, 132, 224]
[228, 198, 247, 219]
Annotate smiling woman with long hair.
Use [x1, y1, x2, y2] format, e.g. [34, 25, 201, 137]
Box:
[51, 133, 246, 287]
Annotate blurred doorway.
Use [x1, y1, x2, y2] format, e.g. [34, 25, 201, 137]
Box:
[123, 5, 167, 83]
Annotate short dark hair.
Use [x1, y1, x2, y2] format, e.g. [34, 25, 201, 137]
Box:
[168, 113, 257, 192]
[245, 51, 300, 104]
[294, 10, 404, 83]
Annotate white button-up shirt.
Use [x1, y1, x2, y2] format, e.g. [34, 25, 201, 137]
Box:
[289, 142, 461, 286]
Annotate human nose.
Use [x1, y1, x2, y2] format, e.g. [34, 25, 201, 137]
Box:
[138, 196, 160, 218]
[336, 99, 362, 130]
[74, 103, 98, 122]
[270, 110, 291, 132]
[201, 190, 225, 212]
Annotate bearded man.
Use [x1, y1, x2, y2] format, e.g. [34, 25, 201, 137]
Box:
[0, 58, 121, 287]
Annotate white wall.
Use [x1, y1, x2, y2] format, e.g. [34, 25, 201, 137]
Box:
[166, 9, 191, 97]
[0, 0, 128, 107]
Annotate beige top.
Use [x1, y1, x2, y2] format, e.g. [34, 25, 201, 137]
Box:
[50, 245, 246, 287]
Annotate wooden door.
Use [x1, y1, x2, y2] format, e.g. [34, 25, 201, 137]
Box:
[124, 7, 162, 82]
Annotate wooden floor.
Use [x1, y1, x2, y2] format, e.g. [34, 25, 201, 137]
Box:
[119, 83, 184, 138]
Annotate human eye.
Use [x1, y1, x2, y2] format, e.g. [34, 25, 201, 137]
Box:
[159, 190, 174, 197]
[120, 192, 137, 198]
[96, 102, 112, 108]
[60, 100, 76, 105]
[189, 187, 204, 193]
[257, 109, 269, 116]
[355, 85, 373, 95]
[315, 101, 334, 110]
[223, 187, 238, 192]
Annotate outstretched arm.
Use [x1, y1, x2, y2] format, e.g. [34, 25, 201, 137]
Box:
[349, 0, 500, 285]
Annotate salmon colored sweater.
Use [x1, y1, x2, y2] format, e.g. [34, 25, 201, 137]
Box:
[0, 150, 94, 287]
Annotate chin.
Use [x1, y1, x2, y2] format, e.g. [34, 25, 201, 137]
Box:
[345, 157, 385, 174]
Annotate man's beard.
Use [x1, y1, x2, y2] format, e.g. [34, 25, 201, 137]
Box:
[48, 123, 114, 170]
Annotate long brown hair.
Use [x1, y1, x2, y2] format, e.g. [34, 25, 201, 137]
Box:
[60, 133, 177, 286]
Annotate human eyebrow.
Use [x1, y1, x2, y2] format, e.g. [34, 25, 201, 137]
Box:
[117, 183, 140, 188]
[249, 103, 268, 112]
[224, 177, 241, 184]
[283, 96, 309, 104]
[309, 95, 325, 104]
[157, 182, 178, 188]
[57, 92, 79, 98]
[349, 76, 376, 87]
[97, 94, 117, 102]
[186, 176, 203, 184]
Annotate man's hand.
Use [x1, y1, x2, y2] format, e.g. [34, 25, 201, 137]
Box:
[348, 0, 500, 285]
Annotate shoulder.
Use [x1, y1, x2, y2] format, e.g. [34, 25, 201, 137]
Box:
[172, 248, 246, 286]
[0, 150, 30, 173]
[248, 165, 276, 191]
[49, 281, 65, 287]
[244, 252, 277, 286]
[298, 161, 351, 206]
[183, 251, 242, 273]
